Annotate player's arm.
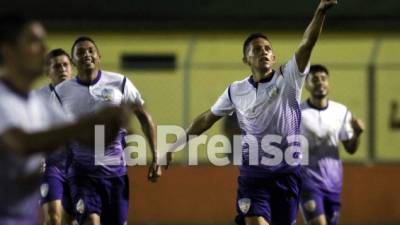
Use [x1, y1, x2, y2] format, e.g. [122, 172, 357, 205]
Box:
[1, 106, 129, 156]
[165, 110, 222, 168]
[132, 104, 162, 181]
[342, 117, 365, 154]
[187, 110, 222, 137]
[295, 0, 337, 72]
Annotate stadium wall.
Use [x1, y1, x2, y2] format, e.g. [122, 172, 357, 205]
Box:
[127, 164, 400, 225]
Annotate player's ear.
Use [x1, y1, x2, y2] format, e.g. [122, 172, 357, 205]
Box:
[71, 57, 78, 66]
[272, 54, 277, 64]
[242, 56, 250, 66]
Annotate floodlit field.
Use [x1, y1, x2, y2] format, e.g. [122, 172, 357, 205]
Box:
[40, 31, 400, 163]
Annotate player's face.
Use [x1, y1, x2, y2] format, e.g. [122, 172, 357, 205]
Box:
[306, 71, 330, 99]
[13, 22, 47, 78]
[47, 55, 72, 85]
[244, 38, 276, 73]
[72, 41, 100, 71]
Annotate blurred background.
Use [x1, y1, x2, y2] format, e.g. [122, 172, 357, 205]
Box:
[2, 0, 400, 224]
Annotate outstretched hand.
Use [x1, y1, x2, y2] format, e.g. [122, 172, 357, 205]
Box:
[148, 161, 162, 182]
[318, 0, 338, 12]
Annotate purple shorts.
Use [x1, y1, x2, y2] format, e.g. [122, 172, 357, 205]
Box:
[300, 186, 341, 225]
[69, 175, 129, 225]
[235, 171, 302, 225]
[40, 165, 74, 215]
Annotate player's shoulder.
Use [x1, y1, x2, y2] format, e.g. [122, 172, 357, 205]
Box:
[328, 100, 348, 112]
[229, 76, 253, 92]
[55, 78, 76, 92]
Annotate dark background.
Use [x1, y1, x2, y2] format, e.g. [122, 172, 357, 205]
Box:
[1, 0, 399, 30]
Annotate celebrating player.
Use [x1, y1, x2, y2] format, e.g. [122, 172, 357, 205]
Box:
[51, 36, 161, 225]
[300, 64, 364, 225]
[166, 1, 338, 224]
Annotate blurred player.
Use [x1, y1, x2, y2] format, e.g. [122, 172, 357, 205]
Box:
[33, 49, 76, 225]
[35, 48, 72, 100]
[52, 36, 161, 225]
[167, 1, 338, 224]
[0, 14, 129, 225]
[299, 64, 364, 225]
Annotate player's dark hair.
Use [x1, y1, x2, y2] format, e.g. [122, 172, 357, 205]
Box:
[71, 36, 99, 57]
[243, 33, 270, 57]
[0, 13, 34, 63]
[0, 13, 32, 46]
[45, 48, 71, 67]
[309, 64, 330, 76]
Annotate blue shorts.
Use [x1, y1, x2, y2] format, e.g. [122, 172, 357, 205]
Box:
[300, 186, 341, 225]
[69, 175, 129, 225]
[40, 165, 74, 215]
[235, 172, 302, 225]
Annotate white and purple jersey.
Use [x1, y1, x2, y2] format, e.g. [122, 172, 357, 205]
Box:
[33, 84, 70, 173]
[300, 100, 354, 193]
[211, 55, 309, 177]
[0, 80, 68, 225]
[51, 70, 144, 178]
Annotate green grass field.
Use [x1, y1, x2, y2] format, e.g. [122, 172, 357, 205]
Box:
[40, 31, 400, 163]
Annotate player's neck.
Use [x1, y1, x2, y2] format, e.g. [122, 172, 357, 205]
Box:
[253, 69, 274, 82]
[77, 69, 99, 83]
[309, 97, 329, 109]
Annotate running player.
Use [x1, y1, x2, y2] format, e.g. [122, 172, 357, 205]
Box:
[52, 36, 161, 225]
[167, 1, 338, 224]
[34, 49, 76, 225]
[299, 64, 364, 225]
[0, 14, 129, 225]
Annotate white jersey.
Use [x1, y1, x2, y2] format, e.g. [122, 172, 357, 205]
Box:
[51, 70, 144, 177]
[300, 100, 354, 193]
[32, 84, 54, 101]
[211, 55, 310, 177]
[0, 80, 67, 224]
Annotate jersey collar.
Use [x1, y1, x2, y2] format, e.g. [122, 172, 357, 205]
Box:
[248, 70, 275, 88]
[76, 70, 102, 86]
[307, 98, 329, 111]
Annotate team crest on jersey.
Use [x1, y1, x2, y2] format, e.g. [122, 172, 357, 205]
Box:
[40, 183, 49, 198]
[304, 199, 317, 212]
[101, 88, 115, 101]
[238, 198, 251, 214]
[76, 199, 85, 214]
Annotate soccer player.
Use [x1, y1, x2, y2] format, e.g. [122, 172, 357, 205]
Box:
[299, 64, 364, 225]
[0, 15, 130, 225]
[166, 1, 338, 224]
[52, 36, 161, 225]
[33, 49, 75, 225]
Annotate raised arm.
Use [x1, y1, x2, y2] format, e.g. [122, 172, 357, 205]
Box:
[295, 0, 337, 72]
